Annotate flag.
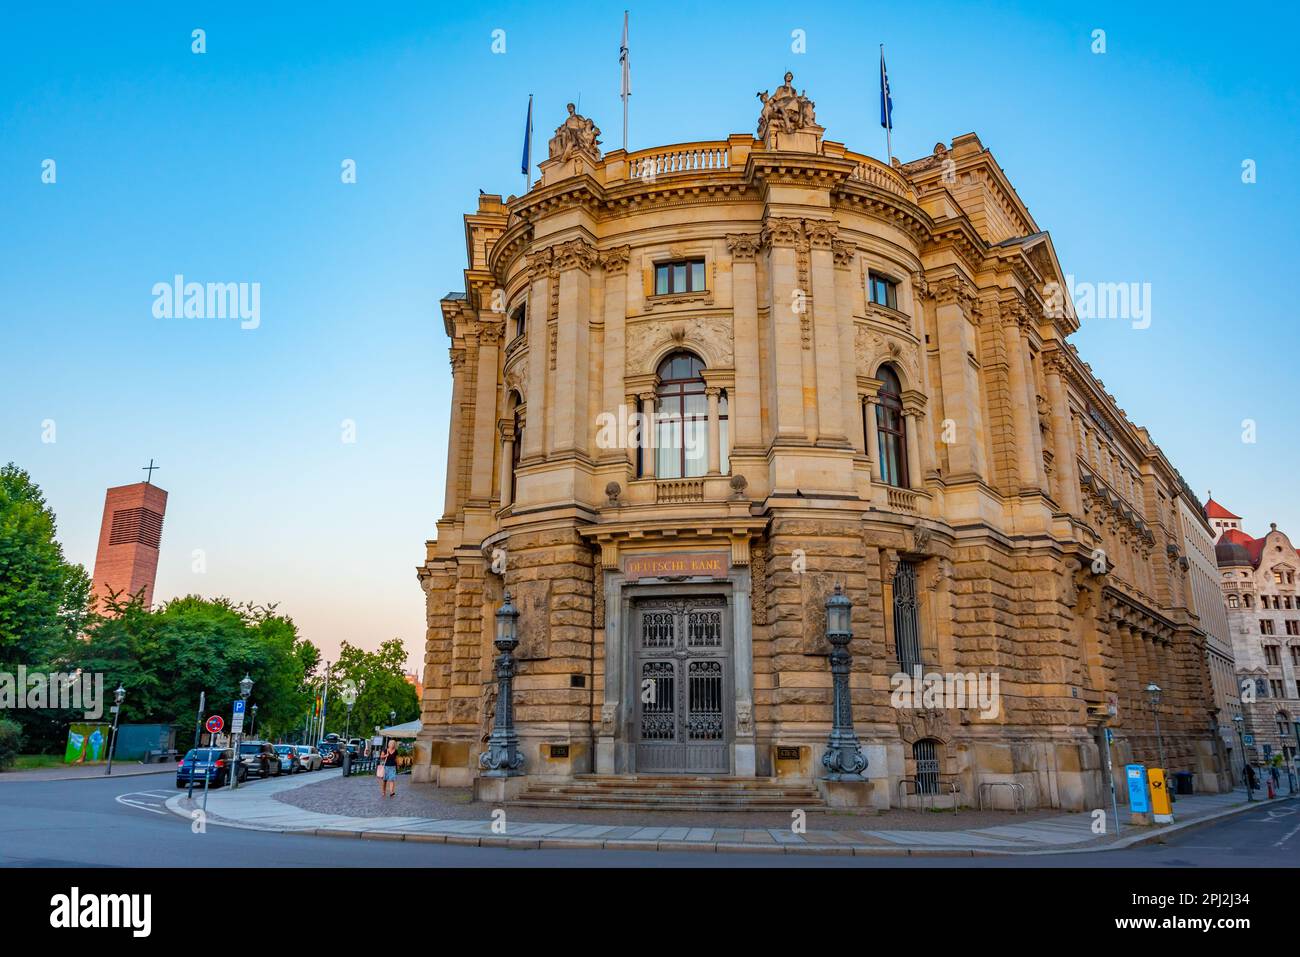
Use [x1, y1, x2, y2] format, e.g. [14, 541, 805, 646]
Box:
[520, 95, 532, 176]
[620, 12, 631, 100]
[879, 48, 893, 131]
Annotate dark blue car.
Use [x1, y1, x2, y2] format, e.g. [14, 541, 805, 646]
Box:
[176, 748, 244, 788]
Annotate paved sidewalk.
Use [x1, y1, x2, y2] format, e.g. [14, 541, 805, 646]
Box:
[167, 771, 1289, 856]
[0, 762, 176, 783]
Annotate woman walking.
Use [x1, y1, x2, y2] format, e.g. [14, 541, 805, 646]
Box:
[381, 739, 399, 798]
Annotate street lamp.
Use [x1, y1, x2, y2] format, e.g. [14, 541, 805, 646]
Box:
[479, 591, 524, 775]
[105, 685, 126, 776]
[341, 681, 358, 740]
[820, 584, 868, 778]
[1234, 714, 1253, 801]
[233, 674, 253, 790]
[1145, 683, 1166, 771]
[250, 704, 258, 739]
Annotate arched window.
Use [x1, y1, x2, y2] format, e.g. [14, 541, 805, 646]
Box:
[875, 365, 908, 488]
[655, 352, 707, 479]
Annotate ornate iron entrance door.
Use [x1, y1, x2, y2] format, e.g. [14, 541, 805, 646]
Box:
[634, 597, 730, 773]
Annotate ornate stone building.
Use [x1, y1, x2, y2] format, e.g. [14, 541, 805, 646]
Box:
[415, 75, 1225, 809]
[1213, 503, 1300, 775]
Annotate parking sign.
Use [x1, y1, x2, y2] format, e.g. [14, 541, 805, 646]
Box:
[231, 699, 246, 735]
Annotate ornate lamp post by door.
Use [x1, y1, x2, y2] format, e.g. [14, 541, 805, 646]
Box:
[1146, 683, 1166, 771]
[821, 585, 868, 778]
[105, 685, 126, 776]
[479, 591, 525, 776]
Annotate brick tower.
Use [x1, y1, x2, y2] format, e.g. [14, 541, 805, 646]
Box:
[91, 467, 168, 613]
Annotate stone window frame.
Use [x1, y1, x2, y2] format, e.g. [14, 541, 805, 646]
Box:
[641, 245, 716, 310]
[858, 252, 916, 328]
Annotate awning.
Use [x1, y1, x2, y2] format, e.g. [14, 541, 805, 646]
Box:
[375, 720, 421, 740]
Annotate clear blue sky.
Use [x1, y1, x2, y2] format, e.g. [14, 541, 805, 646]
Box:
[3, 1, 1297, 668]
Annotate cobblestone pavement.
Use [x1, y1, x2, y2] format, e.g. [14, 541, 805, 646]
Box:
[273, 773, 1063, 831]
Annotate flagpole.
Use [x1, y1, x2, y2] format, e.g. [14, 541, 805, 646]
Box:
[525, 93, 533, 193]
[881, 45, 892, 166]
[621, 11, 630, 152]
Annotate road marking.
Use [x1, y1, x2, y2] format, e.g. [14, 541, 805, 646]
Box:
[115, 790, 175, 816]
[1275, 819, 1300, 847]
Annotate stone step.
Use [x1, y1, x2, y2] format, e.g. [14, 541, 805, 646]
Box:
[507, 799, 818, 812]
[513, 774, 826, 811]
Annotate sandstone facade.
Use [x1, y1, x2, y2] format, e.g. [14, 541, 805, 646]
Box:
[416, 77, 1226, 808]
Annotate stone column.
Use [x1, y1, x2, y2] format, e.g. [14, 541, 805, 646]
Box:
[596, 565, 623, 774]
[903, 410, 923, 490]
[706, 387, 721, 475]
[933, 276, 987, 480]
[599, 247, 631, 464]
[865, 395, 883, 482]
[807, 220, 846, 443]
[552, 238, 596, 456]
[726, 234, 762, 450]
[498, 420, 515, 509]
[730, 565, 756, 776]
[1044, 351, 1083, 516]
[834, 242, 864, 454]
[1002, 308, 1040, 492]
[443, 348, 467, 515]
[761, 217, 807, 441]
[640, 392, 656, 478]
[469, 326, 502, 502]
[521, 249, 552, 462]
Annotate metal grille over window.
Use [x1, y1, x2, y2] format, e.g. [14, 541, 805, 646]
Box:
[894, 560, 921, 672]
[108, 507, 164, 548]
[687, 611, 722, 647]
[914, 739, 939, 795]
[641, 612, 674, 648]
[687, 660, 724, 740]
[640, 662, 675, 740]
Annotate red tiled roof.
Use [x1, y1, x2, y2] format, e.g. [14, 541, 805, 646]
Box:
[1220, 528, 1253, 545]
[1205, 498, 1241, 520]
[1244, 537, 1267, 566]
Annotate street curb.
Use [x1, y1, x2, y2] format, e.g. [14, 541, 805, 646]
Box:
[162, 781, 1291, 858]
[0, 765, 177, 783]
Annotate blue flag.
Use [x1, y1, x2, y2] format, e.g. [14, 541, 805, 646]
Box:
[879, 49, 893, 130]
[521, 96, 532, 176]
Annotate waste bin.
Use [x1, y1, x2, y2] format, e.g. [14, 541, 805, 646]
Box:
[1171, 771, 1194, 795]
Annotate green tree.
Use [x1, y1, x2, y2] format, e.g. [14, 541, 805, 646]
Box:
[0, 463, 91, 669]
[79, 595, 319, 741]
[320, 639, 418, 739]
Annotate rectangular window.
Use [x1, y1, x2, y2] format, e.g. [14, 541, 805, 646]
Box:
[1291, 646, 1300, 666]
[512, 303, 527, 339]
[1288, 620, 1300, 636]
[654, 258, 706, 295]
[1262, 619, 1276, 635]
[1271, 680, 1285, 699]
[868, 272, 899, 310]
[1266, 645, 1281, 665]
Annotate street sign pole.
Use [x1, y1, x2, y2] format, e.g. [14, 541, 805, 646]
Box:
[1104, 727, 1122, 836]
[188, 691, 206, 800]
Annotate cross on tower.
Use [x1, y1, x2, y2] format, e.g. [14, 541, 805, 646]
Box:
[142, 459, 160, 484]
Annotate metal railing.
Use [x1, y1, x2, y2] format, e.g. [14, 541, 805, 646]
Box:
[896, 776, 960, 813]
[977, 780, 1027, 813]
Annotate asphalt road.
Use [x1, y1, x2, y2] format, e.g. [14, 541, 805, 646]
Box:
[0, 772, 1297, 867]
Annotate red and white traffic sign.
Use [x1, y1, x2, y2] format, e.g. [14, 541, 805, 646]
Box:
[205, 715, 224, 734]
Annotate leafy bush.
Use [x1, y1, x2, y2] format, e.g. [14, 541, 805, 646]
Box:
[0, 719, 24, 771]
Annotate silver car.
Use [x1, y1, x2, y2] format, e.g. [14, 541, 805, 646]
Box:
[291, 744, 322, 771]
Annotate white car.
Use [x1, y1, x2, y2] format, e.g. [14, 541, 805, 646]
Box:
[292, 744, 323, 771]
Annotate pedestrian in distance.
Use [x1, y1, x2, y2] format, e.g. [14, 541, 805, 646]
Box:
[382, 739, 399, 798]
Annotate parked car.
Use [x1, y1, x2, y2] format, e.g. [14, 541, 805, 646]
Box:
[237, 741, 281, 778]
[317, 741, 342, 767]
[273, 744, 301, 774]
[176, 748, 244, 788]
[291, 744, 322, 771]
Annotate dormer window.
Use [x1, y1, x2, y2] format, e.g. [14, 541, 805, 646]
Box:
[869, 272, 899, 310]
[654, 258, 706, 295]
